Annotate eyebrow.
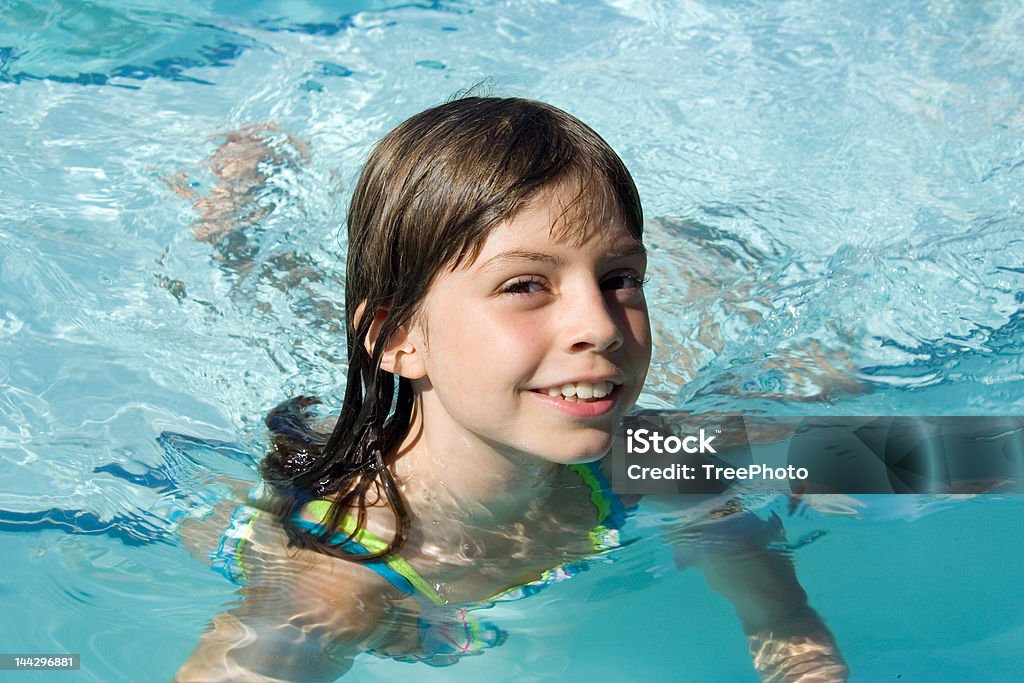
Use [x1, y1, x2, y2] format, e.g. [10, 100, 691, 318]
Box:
[475, 243, 647, 274]
[609, 243, 648, 260]
[476, 250, 565, 274]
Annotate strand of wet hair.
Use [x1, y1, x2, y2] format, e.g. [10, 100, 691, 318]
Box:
[260, 318, 412, 560]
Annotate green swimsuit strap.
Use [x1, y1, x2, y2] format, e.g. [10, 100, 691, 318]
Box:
[297, 463, 625, 605]
[568, 460, 628, 529]
[298, 500, 446, 607]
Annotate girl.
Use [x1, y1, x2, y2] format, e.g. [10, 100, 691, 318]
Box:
[175, 97, 848, 682]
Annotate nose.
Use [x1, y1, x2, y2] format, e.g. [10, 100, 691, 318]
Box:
[561, 284, 624, 354]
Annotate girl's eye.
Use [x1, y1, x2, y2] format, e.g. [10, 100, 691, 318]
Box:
[602, 272, 647, 291]
[500, 277, 547, 295]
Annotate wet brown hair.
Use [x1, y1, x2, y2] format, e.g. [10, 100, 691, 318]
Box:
[261, 96, 643, 559]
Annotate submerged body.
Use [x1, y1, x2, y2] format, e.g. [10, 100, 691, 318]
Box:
[177, 458, 637, 678]
[177, 447, 846, 681]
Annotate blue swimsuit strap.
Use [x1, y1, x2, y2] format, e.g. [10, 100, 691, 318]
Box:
[292, 461, 627, 605]
[291, 507, 447, 607]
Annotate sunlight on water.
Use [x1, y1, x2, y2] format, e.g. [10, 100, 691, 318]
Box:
[1, 0, 1023, 680]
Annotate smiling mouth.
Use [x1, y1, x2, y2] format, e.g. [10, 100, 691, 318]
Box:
[530, 380, 619, 403]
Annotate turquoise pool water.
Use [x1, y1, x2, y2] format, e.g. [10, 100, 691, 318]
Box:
[1, 0, 1023, 680]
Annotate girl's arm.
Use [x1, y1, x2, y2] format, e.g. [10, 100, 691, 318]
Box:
[174, 595, 358, 682]
[174, 529, 388, 682]
[667, 505, 848, 682]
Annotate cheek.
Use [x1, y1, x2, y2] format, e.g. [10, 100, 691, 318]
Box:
[627, 309, 654, 373]
[637, 309, 653, 348]
[429, 311, 544, 385]
[622, 304, 652, 348]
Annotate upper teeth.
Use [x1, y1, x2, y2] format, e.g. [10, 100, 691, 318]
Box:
[545, 381, 614, 399]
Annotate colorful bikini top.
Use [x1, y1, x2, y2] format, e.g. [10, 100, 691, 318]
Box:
[291, 461, 630, 666]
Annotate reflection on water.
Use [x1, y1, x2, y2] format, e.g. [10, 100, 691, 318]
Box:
[2, 0, 1023, 680]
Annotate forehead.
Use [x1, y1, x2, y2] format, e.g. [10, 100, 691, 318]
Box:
[467, 180, 641, 268]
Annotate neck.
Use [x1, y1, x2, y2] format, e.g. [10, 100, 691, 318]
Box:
[390, 397, 566, 526]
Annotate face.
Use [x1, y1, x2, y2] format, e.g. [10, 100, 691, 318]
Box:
[406, 182, 652, 467]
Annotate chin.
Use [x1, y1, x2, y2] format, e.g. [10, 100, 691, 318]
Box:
[550, 440, 613, 465]
[510, 427, 616, 465]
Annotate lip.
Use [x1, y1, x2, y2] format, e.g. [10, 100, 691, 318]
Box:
[526, 383, 622, 418]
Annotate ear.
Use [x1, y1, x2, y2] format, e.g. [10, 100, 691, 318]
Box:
[355, 301, 427, 380]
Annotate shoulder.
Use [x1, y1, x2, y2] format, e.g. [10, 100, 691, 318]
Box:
[175, 559, 399, 683]
[241, 510, 407, 646]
